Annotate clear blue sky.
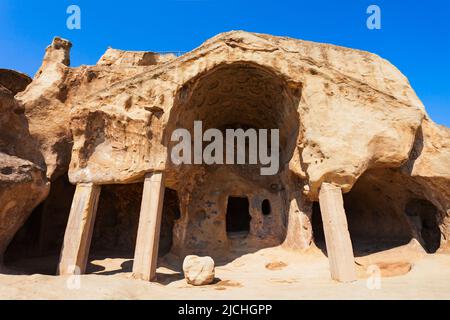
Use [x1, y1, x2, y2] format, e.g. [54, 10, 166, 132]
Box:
[1, 0, 449, 126]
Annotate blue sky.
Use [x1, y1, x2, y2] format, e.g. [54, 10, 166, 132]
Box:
[0, 0, 449, 126]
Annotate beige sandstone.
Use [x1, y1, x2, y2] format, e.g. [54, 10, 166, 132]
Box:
[0, 71, 48, 262]
[0, 31, 448, 289]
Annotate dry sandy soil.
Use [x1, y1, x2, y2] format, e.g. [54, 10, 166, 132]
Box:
[0, 243, 449, 300]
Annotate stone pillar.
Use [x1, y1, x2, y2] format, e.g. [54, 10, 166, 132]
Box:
[132, 171, 166, 281]
[319, 182, 356, 282]
[58, 183, 101, 275]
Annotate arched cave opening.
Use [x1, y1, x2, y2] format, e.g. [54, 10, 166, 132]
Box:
[164, 62, 301, 253]
[312, 170, 412, 256]
[4, 174, 75, 274]
[343, 174, 413, 256]
[165, 62, 301, 168]
[311, 169, 438, 256]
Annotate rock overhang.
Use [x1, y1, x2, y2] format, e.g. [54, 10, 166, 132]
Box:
[2, 30, 449, 276]
[61, 31, 430, 201]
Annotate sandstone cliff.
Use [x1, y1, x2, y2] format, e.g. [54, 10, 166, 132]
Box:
[1, 31, 449, 261]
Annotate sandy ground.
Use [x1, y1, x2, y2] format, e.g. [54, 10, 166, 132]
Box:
[0, 244, 449, 300]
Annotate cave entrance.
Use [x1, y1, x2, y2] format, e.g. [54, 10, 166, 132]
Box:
[226, 196, 251, 238]
[4, 180, 181, 275]
[3, 174, 75, 274]
[312, 168, 438, 257]
[89, 183, 142, 259]
[165, 62, 301, 252]
[405, 198, 440, 253]
[90, 184, 181, 260]
[312, 169, 443, 256]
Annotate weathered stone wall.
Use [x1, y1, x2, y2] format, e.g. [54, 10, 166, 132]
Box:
[171, 166, 287, 258]
[0, 71, 49, 260]
[1, 31, 449, 258]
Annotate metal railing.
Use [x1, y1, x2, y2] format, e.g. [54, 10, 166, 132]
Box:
[155, 51, 186, 57]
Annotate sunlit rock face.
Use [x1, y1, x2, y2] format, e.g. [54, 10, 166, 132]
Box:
[1, 31, 449, 261]
[0, 70, 48, 260]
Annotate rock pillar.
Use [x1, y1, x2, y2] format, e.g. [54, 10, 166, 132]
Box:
[58, 183, 101, 275]
[319, 182, 356, 282]
[132, 171, 166, 281]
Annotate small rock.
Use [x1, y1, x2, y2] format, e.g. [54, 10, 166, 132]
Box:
[183, 255, 215, 286]
[265, 261, 288, 270]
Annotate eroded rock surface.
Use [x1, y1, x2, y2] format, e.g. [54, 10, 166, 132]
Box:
[0, 74, 48, 260]
[0, 69, 31, 94]
[0, 154, 48, 260]
[97, 48, 176, 67]
[0, 31, 449, 261]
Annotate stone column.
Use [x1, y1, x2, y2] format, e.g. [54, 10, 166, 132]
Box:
[58, 183, 101, 275]
[132, 171, 166, 281]
[319, 182, 356, 282]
